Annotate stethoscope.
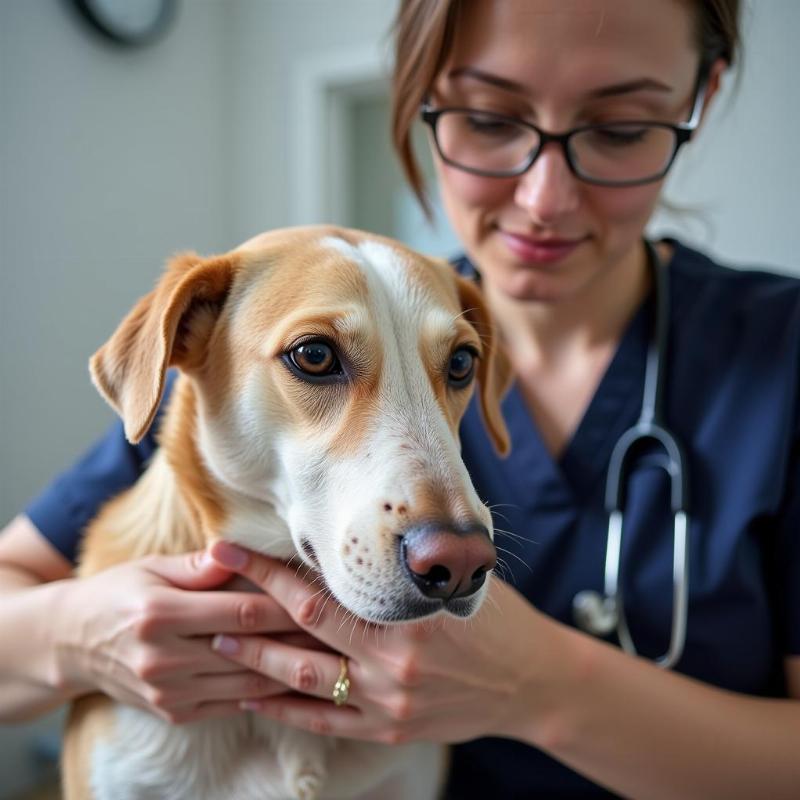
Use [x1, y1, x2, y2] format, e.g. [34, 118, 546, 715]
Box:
[572, 239, 690, 669]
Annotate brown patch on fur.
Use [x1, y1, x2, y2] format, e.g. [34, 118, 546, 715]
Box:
[417, 312, 482, 442]
[76, 382, 223, 577]
[62, 694, 116, 800]
[411, 256, 511, 456]
[159, 377, 227, 537]
[225, 235, 385, 457]
[411, 480, 472, 527]
[90, 251, 240, 443]
[455, 276, 513, 455]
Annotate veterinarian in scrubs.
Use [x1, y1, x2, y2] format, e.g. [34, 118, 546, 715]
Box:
[2, 1, 799, 797]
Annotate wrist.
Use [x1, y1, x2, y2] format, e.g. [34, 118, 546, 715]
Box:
[498, 616, 597, 749]
[48, 578, 94, 700]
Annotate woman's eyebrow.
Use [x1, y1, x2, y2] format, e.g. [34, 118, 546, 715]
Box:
[588, 78, 673, 98]
[447, 67, 672, 98]
[448, 67, 528, 95]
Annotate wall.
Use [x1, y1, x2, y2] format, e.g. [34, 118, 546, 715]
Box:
[0, 0, 234, 530]
[649, 0, 800, 271]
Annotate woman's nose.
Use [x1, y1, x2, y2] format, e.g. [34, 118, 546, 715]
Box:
[513, 143, 581, 224]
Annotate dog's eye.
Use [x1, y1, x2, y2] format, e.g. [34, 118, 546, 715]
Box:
[448, 347, 477, 387]
[288, 341, 342, 377]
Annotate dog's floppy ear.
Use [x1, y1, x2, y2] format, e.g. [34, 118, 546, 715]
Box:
[456, 275, 513, 456]
[90, 252, 237, 444]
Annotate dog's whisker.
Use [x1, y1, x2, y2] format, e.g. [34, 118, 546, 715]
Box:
[494, 545, 532, 573]
[348, 615, 360, 646]
[336, 607, 354, 634]
[492, 558, 511, 582]
[312, 590, 336, 628]
[493, 526, 537, 545]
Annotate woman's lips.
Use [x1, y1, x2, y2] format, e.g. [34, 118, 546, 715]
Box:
[500, 231, 587, 264]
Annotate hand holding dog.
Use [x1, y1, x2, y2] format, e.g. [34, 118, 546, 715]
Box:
[55, 549, 306, 724]
[209, 540, 570, 747]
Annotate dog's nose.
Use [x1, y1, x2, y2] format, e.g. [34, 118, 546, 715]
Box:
[400, 523, 496, 600]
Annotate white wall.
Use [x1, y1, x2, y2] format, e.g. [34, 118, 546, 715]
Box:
[0, 0, 234, 528]
[649, 0, 800, 271]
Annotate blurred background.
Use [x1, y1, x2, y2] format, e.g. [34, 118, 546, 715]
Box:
[1, 1, 798, 797]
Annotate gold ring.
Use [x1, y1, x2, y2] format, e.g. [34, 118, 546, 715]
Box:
[332, 657, 350, 706]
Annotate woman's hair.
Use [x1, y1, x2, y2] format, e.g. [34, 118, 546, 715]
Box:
[390, 0, 741, 211]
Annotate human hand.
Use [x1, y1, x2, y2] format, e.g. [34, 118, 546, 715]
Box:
[55, 549, 311, 724]
[207, 541, 561, 745]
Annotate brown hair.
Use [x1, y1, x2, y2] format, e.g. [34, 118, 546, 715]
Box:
[390, 0, 741, 211]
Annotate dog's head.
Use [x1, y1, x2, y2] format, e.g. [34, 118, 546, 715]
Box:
[90, 226, 511, 622]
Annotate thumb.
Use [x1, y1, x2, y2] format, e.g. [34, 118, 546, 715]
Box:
[142, 549, 234, 590]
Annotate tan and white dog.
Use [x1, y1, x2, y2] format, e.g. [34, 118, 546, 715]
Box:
[62, 226, 511, 800]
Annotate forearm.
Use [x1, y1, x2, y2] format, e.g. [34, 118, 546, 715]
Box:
[0, 572, 82, 721]
[513, 621, 800, 800]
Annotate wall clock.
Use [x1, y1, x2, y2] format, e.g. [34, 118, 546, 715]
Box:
[73, 0, 177, 46]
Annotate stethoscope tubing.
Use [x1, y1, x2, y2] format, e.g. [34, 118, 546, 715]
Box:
[573, 239, 690, 669]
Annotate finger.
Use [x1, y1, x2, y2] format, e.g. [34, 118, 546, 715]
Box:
[272, 631, 337, 653]
[243, 696, 381, 742]
[167, 671, 286, 708]
[209, 542, 370, 654]
[211, 634, 357, 705]
[130, 637, 260, 681]
[142, 549, 234, 591]
[169, 701, 245, 725]
[163, 590, 296, 636]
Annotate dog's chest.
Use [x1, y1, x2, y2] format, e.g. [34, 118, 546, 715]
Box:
[89, 703, 442, 800]
[90, 707, 291, 800]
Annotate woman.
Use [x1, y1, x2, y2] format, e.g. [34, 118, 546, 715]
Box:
[2, 1, 799, 797]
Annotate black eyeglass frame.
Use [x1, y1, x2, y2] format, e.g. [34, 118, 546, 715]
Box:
[420, 73, 709, 188]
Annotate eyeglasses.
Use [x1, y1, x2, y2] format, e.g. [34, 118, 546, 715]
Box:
[420, 79, 708, 187]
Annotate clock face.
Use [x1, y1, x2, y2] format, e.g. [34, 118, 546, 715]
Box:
[75, 0, 176, 45]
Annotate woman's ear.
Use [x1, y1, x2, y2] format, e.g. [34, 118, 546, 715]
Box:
[698, 56, 728, 126]
[456, 275, 513, 456]
[89, 252, 239, 443]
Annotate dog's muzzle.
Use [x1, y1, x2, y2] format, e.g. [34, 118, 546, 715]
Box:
[400, 521, 496, 601]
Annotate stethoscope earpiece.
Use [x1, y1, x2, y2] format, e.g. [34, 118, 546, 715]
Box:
[572, 590, 618, 636]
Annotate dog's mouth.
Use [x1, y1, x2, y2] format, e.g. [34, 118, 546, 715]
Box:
[298, 535, 488, 623]
[368, 594, 482, 622]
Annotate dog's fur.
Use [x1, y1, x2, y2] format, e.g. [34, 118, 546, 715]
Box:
[62, 226, 511, 800]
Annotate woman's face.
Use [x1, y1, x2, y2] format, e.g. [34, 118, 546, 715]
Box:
[429, 0, 717, 303]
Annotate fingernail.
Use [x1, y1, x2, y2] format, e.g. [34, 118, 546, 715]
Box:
[212, 634, 240, 655]
[240, 700, 260, 711]
[212, 541, 249, 570]
[200, 551, 219, 569]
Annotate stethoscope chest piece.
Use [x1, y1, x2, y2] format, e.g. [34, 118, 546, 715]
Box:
[572, 590, 618, 637]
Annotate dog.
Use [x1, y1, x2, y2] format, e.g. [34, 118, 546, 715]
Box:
[61, 225, 511, 800]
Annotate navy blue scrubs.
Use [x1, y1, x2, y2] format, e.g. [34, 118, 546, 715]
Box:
[26, 241, 800, 799]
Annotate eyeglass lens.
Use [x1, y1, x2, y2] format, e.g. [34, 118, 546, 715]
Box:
[434, 111, 679, 183]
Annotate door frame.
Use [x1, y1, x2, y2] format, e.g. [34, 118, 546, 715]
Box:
[290, 43, 389, 226]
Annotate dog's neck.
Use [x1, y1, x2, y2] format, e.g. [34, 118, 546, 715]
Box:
[78, 374, 295, 577]
[76, 378, 225, 575]
[157, 376, 228, 545]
